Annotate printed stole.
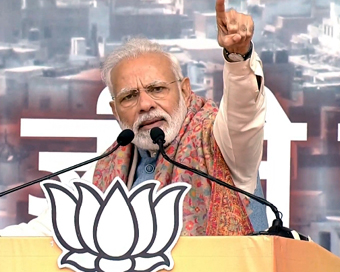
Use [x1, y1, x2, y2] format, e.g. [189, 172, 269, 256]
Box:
[93, 93, 253, 236]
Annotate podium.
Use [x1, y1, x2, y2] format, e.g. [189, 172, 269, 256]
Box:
[1, 236, 340, 271]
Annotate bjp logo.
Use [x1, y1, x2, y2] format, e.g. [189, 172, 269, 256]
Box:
[42, 178, 191, 272]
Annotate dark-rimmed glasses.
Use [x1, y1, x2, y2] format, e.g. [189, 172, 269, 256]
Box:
[112, 79, 182, 108]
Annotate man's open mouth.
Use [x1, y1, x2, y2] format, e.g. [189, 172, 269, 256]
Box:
[139, 118, 165, 130]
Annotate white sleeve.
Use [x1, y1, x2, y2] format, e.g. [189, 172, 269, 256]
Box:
[0, 207, 52, 236]
[213, 45, 266, 195]
[0, 164, 96, 237]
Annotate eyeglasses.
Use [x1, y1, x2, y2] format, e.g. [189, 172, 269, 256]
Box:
[112, 79, 181, 108]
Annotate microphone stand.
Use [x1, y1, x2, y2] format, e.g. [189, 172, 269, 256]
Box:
[150, 127, 309, 241]
[0, 129, 134, 198]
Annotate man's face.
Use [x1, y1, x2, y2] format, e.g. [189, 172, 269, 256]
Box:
[109, 53, 191, 150]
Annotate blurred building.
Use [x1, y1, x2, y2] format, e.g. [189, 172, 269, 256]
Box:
[194, 12, 217, 39]
[318, 1, 340, 53]
[0, 130, 31, 227]
[203, 62, 223, 104]
[261, 48, 295, 100]
[0, 0, 21, 43]
[275, 16, 315, 45]
[251, 0, 331, 44]
[256, 0, 330, 22]
[0, 131, 28, 187]
[21, 0, 108, 57]
[24, 68, 105, 117]
[0, 64, 105, 128]
[2, 66, 51, 122]
[0, 46, 39, 69]
[226, 0, 247, 11]
[156, 38, 222, 64]
[110, 0, 188, 40]
[183, 0, 216, 16]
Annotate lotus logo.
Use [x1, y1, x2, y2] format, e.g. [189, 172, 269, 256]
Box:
[42, 178, 191, 272]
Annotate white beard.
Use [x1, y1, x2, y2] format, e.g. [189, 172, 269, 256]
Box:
[118, 95, 187, 151]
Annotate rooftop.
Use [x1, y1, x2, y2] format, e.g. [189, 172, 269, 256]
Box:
[315, 71, 340, 81]
[154, 38, 220, 50]
[0, 46, 11, 52]
[12, 48, 37, 54]
[59, 68, 102, 81]
[290, 55, 340, 72]
[56, 0, 97, 7]
[4, 66, 51, 73]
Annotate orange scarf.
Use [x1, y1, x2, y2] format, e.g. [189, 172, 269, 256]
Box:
[93, 92, 253, 236]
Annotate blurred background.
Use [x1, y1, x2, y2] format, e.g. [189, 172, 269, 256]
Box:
[1, 0, 340, 256]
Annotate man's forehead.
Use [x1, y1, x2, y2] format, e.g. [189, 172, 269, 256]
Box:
[113, 53, 173, 75]
[111, 53, 176, 91]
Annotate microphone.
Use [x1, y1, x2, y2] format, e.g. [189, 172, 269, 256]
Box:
[150, 127, 309, 241]
[0, 129, 134, 198]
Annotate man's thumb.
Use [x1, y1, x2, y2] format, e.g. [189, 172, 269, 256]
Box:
[232, 34, 242, 43]
[221, 34, 241, 47]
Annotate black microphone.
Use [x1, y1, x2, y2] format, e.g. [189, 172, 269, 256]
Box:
[150, 127, 309, 241]
[0, 129, 134, 198]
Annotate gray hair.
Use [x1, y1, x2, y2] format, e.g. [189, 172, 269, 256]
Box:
[101, 38, 184, 97]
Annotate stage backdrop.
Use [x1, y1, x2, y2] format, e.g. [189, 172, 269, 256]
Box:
[1, 0, 340, 256]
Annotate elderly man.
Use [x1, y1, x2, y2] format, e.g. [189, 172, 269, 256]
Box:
[92, 2, 266, 235]
[0, 0, 266, 236]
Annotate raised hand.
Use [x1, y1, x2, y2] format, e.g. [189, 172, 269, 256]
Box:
[215, 0, 254, 55]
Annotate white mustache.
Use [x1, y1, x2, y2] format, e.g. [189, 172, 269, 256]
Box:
[134, 111, 170, 130]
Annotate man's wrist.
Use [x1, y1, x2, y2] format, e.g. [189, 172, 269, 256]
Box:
[223, 42, 253, 62]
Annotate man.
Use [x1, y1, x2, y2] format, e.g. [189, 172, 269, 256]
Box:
[0, 0, 266, 236]
[92, 1, 266, 236]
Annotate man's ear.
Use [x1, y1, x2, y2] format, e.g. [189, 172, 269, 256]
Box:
[180, 77, 192, 107]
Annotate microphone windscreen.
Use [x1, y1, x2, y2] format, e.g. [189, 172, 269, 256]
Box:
[150, 127, 165, 143]
[117, 129, 134, 146]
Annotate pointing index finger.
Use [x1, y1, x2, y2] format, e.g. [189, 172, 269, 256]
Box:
[215, 0, 226, 20]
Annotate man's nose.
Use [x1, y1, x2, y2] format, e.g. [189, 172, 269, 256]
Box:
[138, 89, 157, 113]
